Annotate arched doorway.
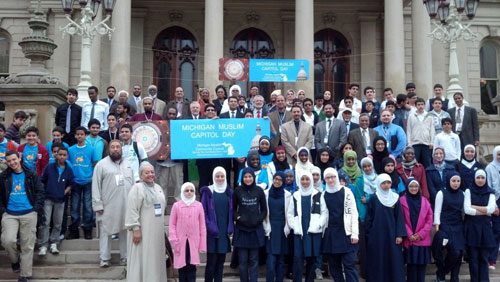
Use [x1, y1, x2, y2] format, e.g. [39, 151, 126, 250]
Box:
[0, 29, 11, 78]
[230, 27, 275, 100]
[314, 29, 350, 100]
[153, 26, 198, 101]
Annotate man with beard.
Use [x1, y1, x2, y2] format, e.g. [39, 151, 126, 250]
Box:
[129, 96, 162, 122]
[91, 140, 134, 267]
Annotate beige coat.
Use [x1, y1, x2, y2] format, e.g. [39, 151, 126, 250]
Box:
[280, 119, 314, 166]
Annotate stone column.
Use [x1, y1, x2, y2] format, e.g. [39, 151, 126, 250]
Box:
[204, 0, 224, 97]
[412, 0, 433, 98]
[359, 14, 378, 91]
[384, 0, 405, 93]
[295, 0, 314, 98]
[110, 0, 131, 91]
[131, 9, 147, 90]
[91, 10, 102, 89]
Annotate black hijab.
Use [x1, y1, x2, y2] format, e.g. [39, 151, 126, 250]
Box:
[316, 147, 334, 176]
[372, 136, 389, 174]
[382, 157, 400, 189]
[269, 171, 286, 199]
[240, 167, 256, 190]
[405, 177, 421, 231]
[272, 146, 290, 171]
[258, 136, 272, 156]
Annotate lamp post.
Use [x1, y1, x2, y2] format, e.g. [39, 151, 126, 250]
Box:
[59, 0, 116, 103]
[423, 0, 480, 100]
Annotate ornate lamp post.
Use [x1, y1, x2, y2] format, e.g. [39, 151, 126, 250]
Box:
[60, 0, 116, 103]
[423, 0, 480, 100]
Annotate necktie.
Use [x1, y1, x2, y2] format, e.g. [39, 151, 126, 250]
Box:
[456, 108, 462, 123]
[66, 105, 71, 133]
[362, 129, 369, 147]
[109, 99, 113, 106]
[327, 118, 331, 128]
[231, 111, 235, 119]
[257, 110, 261, 118]
[90, 102, 96, 120]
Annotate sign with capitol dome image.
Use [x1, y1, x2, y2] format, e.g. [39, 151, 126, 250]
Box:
[170, 119, 270, 159]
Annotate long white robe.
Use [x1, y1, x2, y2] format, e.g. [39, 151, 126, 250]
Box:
[92, 156, 134, 234]
[125, 182, 167, 282]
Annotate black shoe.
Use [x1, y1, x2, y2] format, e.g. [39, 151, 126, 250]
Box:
[66, 231, 80, 240]
[11, 262, 20, 273]
[18, 277, 28, 282]
[84, 230, 92, 240]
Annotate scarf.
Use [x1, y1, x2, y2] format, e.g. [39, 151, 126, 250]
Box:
[209, 166, 227, 193]
[240, 167, 257, 190]
[272, 146, 290, 171]
[376, 173, 399, 207]
[461, 144, 477, 169]
[490, 145, 500, 171]
[372, 136, 389, 174]
[316, 147, 334, 176]
[446, 172, 462, 193]
[361, 157, 378, 195]
[471, 169, 493, 195]
[342, 150, 362, 182]
[382, 157, 400, 190]
[180, 182, 196, 206]
[245, 150, 261, 172]
[297, 170, 314, 196]
[402, 146, 417, 170]
[405, 178, 421, 231]
[269, 171, 286, 199]
[283, 169, 297, 193]
[258, 136, 272, 156]
[324, 167, 341, 193]
[295, 147, 314, 172]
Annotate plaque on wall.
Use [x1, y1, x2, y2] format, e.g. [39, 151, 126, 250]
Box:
[128, 120, 170, 160]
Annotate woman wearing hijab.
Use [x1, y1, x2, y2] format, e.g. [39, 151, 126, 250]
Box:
[333, 143, 354, 170]
[287, 170, 326, 282]
[238, 150, 269, 189]
[263, 172, 292, 282]
[432, 172, 465, 282]
[426, 147, 457, 204]
[365, 174, 406, 282]
[267, 146, 292, 182]
[169, 182, 207, 282]
[396, 146, 430, 200]
[283, 169, 297, 194]
[486, 146, 500, 269]
[464, 169, 496, 282]
[372, 136, 389, 174]
[125, 162, 167, 282]
[353, 157, 377, 279]
[258, 136, 274, 167]
[382, 157, 405, 195]
[339, 150, 362, 185]
[315, 147, 335, 177]
[459, 144, 484, 190]
[311, 166, 324, 192]
[233, 168, 267, 282]
[200, 167, 233, 282]
[400, 178, 433, 282]
[322, 168, 359, 282]
[294, 147, 315, 181]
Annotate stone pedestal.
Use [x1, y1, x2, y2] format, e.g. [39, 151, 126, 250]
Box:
[0, 85, 67, 144]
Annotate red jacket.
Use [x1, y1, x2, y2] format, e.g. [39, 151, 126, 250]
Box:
[18, 143, 49, 176]
[396, 163, 430, 199]
[400, 195, 433, 248]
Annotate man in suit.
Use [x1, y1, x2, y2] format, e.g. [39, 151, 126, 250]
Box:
[100, 86, 118, 109]
[281, 105, 314, 166]
[137, 84, 167, 116]
[338, 108, 359, 133]
[55, 88, 82, 146]
[269, 94, 292, 149]
[166, 86, 191, 118]
[315, 103, 347, 158]
[348, 113, 379, 161]
[127, 84, 142, 113]
[448, 92, 480, 148]
[252, 95, 268, 118]
[219, 96, 245, 119]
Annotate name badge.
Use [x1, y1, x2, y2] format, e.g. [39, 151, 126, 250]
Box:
[323, 137, 328, 144]
[115, 175, 124, 186]
[154, 203, 162, 217]
[294, 137, 298, 146]
[279, 127, 282, 134]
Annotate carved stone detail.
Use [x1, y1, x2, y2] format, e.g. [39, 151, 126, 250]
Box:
[245, 11, 260, 24]
[169, 10, 183, 22]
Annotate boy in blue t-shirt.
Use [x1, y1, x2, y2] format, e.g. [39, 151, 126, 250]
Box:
[46, 126, 69, 164]
[85, 119, 106, 162]
[67, 126, 96, 240]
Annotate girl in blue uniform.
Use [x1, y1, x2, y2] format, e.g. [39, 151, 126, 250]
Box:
[432, 172, 465, 282]
[464, 169, 496, 282]
[287, 170, 326, 282]
[458, 144, 483, 190]
[322, 168, 359, 282]
[264, 172, 292, 282]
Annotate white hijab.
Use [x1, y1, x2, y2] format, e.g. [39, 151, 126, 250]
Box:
[323, 167, 341, 193]
[361, 157, 378, 195]
[311, 166, 323, 192]
[297, 170, 314, 196]
[209, 166, 227, 193]
[461, 144, 477, 169]
[490, 145, 500, 171]
[376, 173, 399, 207]
[180, 182, 196, 206]
[295, 147, 314, 181]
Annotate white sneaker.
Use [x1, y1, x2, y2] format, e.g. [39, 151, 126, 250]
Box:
[100, 260, 111, 268]
[49, 243, 59, 254]
[38, 246, 47, 256]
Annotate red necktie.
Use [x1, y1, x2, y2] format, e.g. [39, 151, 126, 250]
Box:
[257, 111, 261, 118]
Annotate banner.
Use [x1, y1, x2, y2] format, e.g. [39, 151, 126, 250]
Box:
[249, 59, 309, 82]
[170, 118, 270, 159]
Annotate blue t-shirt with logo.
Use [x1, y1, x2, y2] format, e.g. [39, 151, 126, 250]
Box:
[68, 144, 95, 185]
[46, 141, 70, 164]
[22, 144, 38, 171]
[7, 171, 34, 214]
[0, 139, 7, 161]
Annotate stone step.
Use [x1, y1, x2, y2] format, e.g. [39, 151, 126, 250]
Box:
[0, 250, 122, 265]
[0, 264, 126, 280]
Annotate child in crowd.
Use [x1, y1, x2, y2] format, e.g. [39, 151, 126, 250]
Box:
[433, 118, 461, 166]
[432, 173, 465, 282]
[382, 157, 405, 194]
[486, 146, 500, 268]
[315, 147, 334, 178]
[459, 144, 483, 191]
[294, 147, 315, 182]
[98, 113, 119, 143]
[426, 147, 457, 204]
[45, 126, 69, 164]
[396, 146, 430, 200]
[267, 146, 292, 181]
[333, 143, 354, 170]
[17, 126, 49, 176]
[400, 178, 433, 282]
[238, 150, 268, 189]
[0, 123, 17, 173]
[371, 137, 389, 174]
[365, 173, 406, 282]
[311, 166, 323, 192]
[283, 169, 297, 194]
[339, 150, 361, 185]
[85, 119, 107, 161]
[169, 182, 207, 282]
[258, 136, 274, 167]
[39, 146, 74, 255]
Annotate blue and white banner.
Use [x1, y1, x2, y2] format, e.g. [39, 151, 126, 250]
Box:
[170, 118, 271, 159]
[249, 59, 309, 82]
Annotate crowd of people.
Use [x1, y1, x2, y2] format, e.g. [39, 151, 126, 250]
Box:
[0, 81, 498, 282]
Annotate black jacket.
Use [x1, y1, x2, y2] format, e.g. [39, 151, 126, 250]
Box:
[0, 166, 45, 216]
[233, 185, 267, 231]
[55, 102, 82, 135]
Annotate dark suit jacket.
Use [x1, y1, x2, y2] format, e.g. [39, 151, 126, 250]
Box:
[55, 102, 82, 146]
[345, 122, 359, 133]
[448, 106, 479, 147]
[348, 128, 379, 160]
[219, 111, 244, 119]
[166, 99, 191, 119]
[127, 95, 141, 113]
[100, 98, 118, 109]
[315, 118, 347, 157]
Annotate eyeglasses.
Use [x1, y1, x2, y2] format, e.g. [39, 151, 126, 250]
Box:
[184, 189, 195, 192]
[206, 109, 215, 112]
